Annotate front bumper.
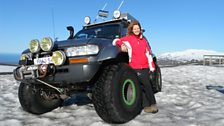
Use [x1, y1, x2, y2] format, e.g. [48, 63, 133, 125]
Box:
[14, 62, 101, 84]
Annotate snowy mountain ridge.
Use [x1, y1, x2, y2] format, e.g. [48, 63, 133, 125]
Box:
[157, 49, 224, 62]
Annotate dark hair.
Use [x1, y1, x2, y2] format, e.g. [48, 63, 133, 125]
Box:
[127, 20, 142, 36]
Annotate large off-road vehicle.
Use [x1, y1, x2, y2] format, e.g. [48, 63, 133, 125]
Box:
[13, 10, 162, 124]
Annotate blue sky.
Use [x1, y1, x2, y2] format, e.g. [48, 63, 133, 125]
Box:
[0, 0, 223, 55]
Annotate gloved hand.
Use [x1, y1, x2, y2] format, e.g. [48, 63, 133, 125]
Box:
[121, 44, 128, 52]
[150, 67, 155, 72]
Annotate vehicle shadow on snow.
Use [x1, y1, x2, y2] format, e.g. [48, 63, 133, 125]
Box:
[62, 93, 92, 106]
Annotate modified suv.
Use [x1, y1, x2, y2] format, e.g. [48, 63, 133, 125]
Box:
[13, 10, 162, 124]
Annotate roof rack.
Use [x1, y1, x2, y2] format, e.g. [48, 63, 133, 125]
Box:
[84, 10, 137, 26]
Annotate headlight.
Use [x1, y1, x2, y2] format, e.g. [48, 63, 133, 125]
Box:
[66, 45, 99, 57]
[52, 51, 66, 66]
[20, 54, 28, 61]
[29, 39, 40, 53]
[40, 37, 54, 52]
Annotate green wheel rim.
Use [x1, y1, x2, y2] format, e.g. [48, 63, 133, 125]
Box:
[122, 79, 136, 106]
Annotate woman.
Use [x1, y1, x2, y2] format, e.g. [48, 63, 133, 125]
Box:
[113, 20, 158, 113]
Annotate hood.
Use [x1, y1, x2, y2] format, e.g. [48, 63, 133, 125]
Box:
[55, 38, 113, 49]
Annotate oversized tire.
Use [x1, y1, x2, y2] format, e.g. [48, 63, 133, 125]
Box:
[151, 65, 162, 93]
[18, 82, 62, 114]
[92, 63, 142, 124]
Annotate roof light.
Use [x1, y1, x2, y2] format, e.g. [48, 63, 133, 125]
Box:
[113, 10, 121, 19]
[84, 16, 91, 25]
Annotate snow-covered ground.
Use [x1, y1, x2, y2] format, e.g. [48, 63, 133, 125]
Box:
[0, 65, 224, 126]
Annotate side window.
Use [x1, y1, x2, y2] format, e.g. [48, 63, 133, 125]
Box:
[121, 24, 128, 37]
[122, 28, 127, 37]
[76, 33, 88, 39]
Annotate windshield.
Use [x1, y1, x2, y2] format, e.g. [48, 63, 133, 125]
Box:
[74, 24, 120, 39]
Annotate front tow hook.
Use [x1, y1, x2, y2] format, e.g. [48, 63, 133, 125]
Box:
[36, 79, 69, 100]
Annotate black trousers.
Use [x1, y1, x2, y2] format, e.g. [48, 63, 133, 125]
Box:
[134, 68, 156, 107]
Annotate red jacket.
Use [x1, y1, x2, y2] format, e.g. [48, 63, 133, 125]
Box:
[113, 34, 155, 71]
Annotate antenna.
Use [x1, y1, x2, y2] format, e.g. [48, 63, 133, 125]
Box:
[51, 9, 56, 41]
[117, 0, 124, 10]
[102, 3, 108, 10]
[94, 3, 108, 23]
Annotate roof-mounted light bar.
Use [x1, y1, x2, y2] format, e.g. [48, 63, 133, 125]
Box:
[84, 9, 137, 26]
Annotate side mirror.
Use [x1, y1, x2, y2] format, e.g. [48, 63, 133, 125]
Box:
[67, 26, 74, 39]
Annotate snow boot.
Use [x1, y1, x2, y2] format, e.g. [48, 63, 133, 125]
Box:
[144, 104, 158, 113]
